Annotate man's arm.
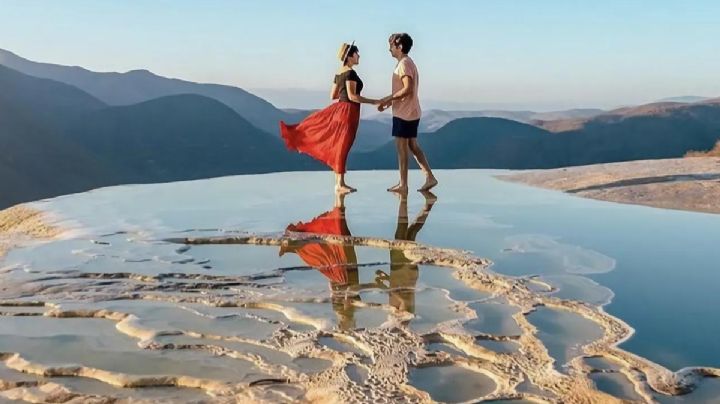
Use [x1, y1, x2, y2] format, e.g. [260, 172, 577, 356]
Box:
[389, 75, 414, 101]
[379, 75, 413, 110]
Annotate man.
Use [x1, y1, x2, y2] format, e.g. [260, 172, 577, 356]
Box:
[379, 33, 438, 193]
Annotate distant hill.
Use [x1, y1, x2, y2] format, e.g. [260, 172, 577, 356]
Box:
[352, 118, 551, 169]
[0, 65, 115, 208]
[3, 58, 720, 209]
[250, 88, 330, 111]
[356, 102, 720, 169]
[0, 48, 391, 152]
[657, 96, 710, 103]
[0, 65, 320, 209]
[63, 94, 321, 183]
[536, 98, 720, 133]
[0, 48, 293, 135]
[365, 108, 605, 132]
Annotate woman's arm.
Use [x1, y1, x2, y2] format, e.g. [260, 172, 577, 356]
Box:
[330, 82, 340, 100]
[346, 81, 379, 104]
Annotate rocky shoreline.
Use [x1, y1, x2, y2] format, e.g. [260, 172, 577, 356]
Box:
[499, 158, 720, 214]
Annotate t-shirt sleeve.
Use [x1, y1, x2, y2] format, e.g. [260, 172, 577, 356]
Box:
[346, 70, 360, 83]
[333, 74, 339, 84]
[396, 59, 415, 80]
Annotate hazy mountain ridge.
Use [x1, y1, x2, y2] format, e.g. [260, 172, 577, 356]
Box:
[536, 97, 720, 133]
[2, 51, 720, 210]
[366, 108, 606, 132]
[355, 103, 720, 169]
[0, 65, 321, 208]
[0, 48, 391, 152]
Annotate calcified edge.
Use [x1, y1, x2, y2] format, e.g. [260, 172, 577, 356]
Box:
[0, 232, 718, 403]
[174, 234, 719, 402]
[0, 204, 61, 259]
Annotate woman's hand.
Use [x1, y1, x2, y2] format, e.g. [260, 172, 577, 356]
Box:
[377, 97, 392, 112]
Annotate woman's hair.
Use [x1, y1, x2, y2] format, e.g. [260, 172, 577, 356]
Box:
[338, 43, 359, 65]
[389, 33, 413, 54]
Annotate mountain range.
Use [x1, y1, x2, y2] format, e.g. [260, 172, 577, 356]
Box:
[364, 108, 606, 132]
[353, 99, 720, 169]
[0, 64, 320, 208]
[0, 48, 389, 152]
[2, 48, 720, 209]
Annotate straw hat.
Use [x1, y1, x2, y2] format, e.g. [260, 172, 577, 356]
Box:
[337, 41, 356, 61]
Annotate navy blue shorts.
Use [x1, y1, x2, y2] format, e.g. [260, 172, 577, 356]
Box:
[392, 117, 420, 138]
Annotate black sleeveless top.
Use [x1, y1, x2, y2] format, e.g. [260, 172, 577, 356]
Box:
[334, 69, 363, 103]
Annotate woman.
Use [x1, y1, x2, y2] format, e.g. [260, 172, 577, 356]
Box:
[280, 42, 380, 193]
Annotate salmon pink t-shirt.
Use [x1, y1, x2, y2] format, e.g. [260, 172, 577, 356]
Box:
[391, 56, 421, 121]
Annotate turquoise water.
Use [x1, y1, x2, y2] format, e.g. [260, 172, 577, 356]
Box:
[23, 170, 720, 372]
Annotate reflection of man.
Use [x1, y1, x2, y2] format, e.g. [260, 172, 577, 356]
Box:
[280, 193, 360, 330]
[376, 191, 437, 320]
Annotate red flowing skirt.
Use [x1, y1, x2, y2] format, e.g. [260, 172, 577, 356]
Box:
[280, 101, 360, 174]
[281, 208, 356, 285]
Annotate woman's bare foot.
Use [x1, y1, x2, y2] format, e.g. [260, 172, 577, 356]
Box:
[387, 183, 408, 193]
[335, 184, 356, 194]
[418, 177, 438, 191]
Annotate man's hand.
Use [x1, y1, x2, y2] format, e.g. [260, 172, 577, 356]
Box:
[377, 96, 392, 112]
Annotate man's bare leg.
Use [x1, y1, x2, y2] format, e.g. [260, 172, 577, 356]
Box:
[408, 138, 438, 191]
[388, 138, 409, 193]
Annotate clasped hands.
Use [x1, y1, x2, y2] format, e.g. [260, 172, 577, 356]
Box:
[375, 95, 393, 112]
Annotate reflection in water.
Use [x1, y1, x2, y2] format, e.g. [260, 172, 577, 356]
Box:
[281, 191, 436, 330]
[280, 193, 360, 330]
[376, 192, 437, 324]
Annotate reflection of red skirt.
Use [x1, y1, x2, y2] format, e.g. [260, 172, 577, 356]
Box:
[283, 208, 355, 285]
[280, 101, 360, 174]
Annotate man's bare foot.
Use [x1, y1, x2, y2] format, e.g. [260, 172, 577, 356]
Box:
[418, 177, 438, 191]
[419, 190, 437, 205]
[335, 185, 356, 194]
[387, 183, 408, 193]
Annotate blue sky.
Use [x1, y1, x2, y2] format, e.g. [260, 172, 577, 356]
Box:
[1, 0, 719, 110]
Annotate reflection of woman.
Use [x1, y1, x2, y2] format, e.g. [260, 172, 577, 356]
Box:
[280, 42, 381, 194]
[279, 193, 360, 330]
[376, 191, 437, 319]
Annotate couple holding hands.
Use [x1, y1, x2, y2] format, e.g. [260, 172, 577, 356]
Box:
[280, 33, 438, 194]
